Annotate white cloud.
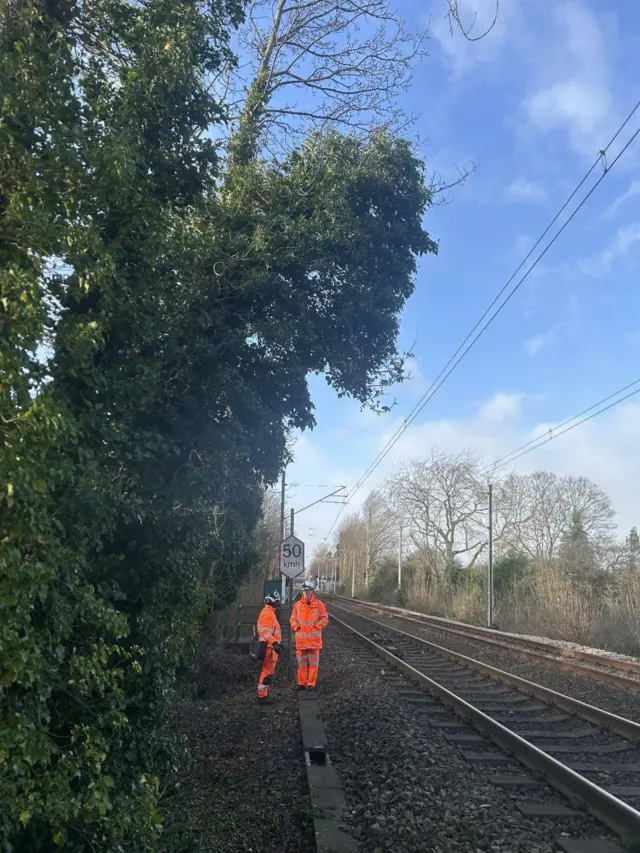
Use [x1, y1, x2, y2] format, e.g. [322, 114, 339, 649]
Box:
[601, 223, 640, 266]
[330, 427, 350, 441]
[508, 177, 547, 202]
[524, 329, 556, 356]
[525, 80, 610, 154]
[347, 406, 386, 429]
[432, 0, 618, 160]
[580, 222, 640, 276]
[514, 233, 534, 256]
[402, 357, 430, 397]
[290, 394, 640, 553]
[430, 0, 519, 76]
[478, 392, 524, 423]
[522, 1, 614, 157]
[603, 180, 640, 220]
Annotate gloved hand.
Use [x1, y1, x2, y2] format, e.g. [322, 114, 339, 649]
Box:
[272, 641, 283, 655]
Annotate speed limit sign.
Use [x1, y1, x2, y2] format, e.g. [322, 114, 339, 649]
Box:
[279, 535, 305, 579]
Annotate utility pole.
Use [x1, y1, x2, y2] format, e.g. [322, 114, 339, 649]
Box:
[351, 550, 355, 597]
[289, 507, 295, 609]
[280, 470, 286, 601]
[398, 524, 403, 591]
[488, 483, 494, 629]
[332, 554, 336, 594]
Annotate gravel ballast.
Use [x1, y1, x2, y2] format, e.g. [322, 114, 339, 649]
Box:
[340, 604, 640, 723]
[161, 652, 315, 853]
[319, 623, 613, 853]
[354, 602, 640, 663]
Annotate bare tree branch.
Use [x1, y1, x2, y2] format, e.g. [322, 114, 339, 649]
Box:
[445, 0, 499, 42]
[227, 0, 429, 163]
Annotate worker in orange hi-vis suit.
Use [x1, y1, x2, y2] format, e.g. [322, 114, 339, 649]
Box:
[290, 580, 328, 692]
[256, 590, 283, 704]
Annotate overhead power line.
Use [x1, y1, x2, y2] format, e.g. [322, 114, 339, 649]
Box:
[483, 379, 640, 474]
[483, 377, 640, 474]
[322, 96, 640, 542]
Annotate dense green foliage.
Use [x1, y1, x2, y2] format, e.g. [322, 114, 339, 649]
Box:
[0, 0, 436, 849]
[492, 551, 531, 596]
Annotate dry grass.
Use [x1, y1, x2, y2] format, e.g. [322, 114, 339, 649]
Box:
[404, 572, 487, 625]
[392, 565, 640, 656]
[495, 567, 640, 654]
[194, 646, 256, 699]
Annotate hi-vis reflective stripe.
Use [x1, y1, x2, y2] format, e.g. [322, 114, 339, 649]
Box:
[257, 610, 281, 641]
[298, 630, 322, 638]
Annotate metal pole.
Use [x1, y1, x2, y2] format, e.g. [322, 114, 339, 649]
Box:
[398, 524, 403, 590]
[488, 483, 493, 628]
[332, 555, 336, 594]
[288, 508, 295, 660]
[351, 550, 355, 597]
[280, 470, 286, 601]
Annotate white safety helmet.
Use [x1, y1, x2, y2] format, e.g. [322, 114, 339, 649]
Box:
[264, 590, 282, 606]
[301, 580, 315, 592]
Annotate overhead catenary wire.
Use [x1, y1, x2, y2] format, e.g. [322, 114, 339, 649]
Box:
[484, 381, 640, 474]
[482, 377, 640, 475]
[322, 97, 640, 542]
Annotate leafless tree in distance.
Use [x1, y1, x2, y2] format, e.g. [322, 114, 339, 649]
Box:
[496, 471, 615, 564]
[361, 489, 397, 584]
[389, 449, 488, 579]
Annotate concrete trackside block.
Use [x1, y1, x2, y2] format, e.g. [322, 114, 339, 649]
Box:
[307, 764, 342, 789]
[312, 819, 360, 853]
[299, 700, 328, 750]
[558, 841, 626, 853]
[297, 695, 358, 853]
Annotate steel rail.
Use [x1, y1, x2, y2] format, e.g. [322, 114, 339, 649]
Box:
[328, 594, 640, 689]
[330, 593, 640, 675]
[330, 609, 640, 845]
[329, 602, 640, 741]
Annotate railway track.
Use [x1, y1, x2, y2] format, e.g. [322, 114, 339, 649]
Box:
[328, 600, 640, 852]
[328, 593, 640, 692]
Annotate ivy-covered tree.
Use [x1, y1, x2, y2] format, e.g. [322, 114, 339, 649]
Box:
[1, 0, 244, 849]
[1, 1, 436, 851]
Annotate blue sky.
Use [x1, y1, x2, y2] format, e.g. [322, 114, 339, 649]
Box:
[286, 0, 640, 552]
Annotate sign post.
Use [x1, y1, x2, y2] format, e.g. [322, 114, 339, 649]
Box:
[279, 534, 304, 661]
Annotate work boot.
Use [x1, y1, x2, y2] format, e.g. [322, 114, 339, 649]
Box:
[296, 684, 306, 691]
[305, 686, 315, 692]
[257, 696, 274, 705]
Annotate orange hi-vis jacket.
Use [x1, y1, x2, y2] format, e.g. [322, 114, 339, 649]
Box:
[257, 604, 281, 647]
[290, 595, 328, 649]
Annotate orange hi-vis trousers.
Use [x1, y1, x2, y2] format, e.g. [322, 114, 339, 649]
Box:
[257, 647, 278, 698]
[296, 648, 320, 687]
